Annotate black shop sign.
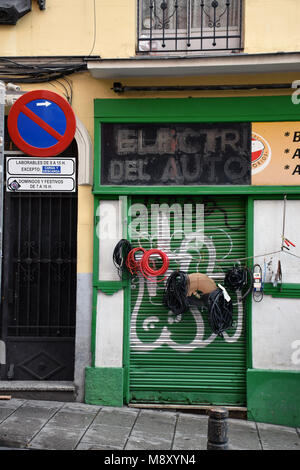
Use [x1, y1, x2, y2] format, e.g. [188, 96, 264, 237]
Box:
[101, 123, 251, 186]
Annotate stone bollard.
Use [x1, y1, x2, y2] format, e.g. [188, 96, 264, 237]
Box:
[207, 407, 229, 450]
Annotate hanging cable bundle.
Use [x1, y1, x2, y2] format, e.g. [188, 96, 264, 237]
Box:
[164, 270, 233, 336]
[163, 271, 190, 316]
[112, 239, 133, 278]
[126, 247, 146, 275]
[204, 287, 233, 338]
[140, 249, 170, 282]
[224, 265, 253, 300]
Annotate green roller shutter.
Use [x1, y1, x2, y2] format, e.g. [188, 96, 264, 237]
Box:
[129, 195, 247, 406]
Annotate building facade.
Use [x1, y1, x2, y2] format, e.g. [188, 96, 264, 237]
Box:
[0, 0, 299, 427]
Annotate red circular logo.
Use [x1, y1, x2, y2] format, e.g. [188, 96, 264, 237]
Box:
[251, 132, 271, 175]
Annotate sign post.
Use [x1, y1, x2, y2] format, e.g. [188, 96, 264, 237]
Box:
[0, 82, 5, 301]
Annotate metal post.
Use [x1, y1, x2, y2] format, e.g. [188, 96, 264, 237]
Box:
[207, 406, 229, 450]
[0, 81, 5, 302]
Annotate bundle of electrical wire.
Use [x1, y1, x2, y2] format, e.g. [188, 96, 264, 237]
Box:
[139, 249, 170, 282]
[224, 265, 253, 301]
[112, 239, 133, 278]
[204, 288, 233, 338]
[163, 271, 190, 316]
[126, 247, 146, 275]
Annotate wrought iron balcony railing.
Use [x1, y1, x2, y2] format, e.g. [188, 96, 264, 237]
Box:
[137, 0, 243, 54]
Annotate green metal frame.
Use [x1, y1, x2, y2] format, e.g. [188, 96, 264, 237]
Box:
[91, 95, 300, 406]
[92, 194, 131, 399]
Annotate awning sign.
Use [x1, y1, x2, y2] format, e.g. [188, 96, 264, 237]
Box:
[6, 157, 76, 192]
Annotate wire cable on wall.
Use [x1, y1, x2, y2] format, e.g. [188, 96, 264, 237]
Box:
[205, 287, 233, 338]
[139, 249, 170, 282]
[163, 271, 233, 337]
[87, 0, 97, 57]
[0, 57, 87, 84]
[126, 247, 169, 282]
[163, 271, 190, 316]
[224, 265, 253, 301]
[112, 239, 133, 278]
[126, 247, 146, 275]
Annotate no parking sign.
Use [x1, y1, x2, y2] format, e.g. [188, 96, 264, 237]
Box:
[7, 90, 76, 157]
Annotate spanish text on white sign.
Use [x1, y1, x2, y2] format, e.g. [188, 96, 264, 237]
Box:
[6, 157, 76, 192]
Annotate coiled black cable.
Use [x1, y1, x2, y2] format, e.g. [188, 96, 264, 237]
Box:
[112, 239, 132, 278]
[205, 288, 233, 338]
[164, 271, 233, 337]
[188, 288, 233, 337]
[224, 265, 253, 301]
[163, 271, 190, 316]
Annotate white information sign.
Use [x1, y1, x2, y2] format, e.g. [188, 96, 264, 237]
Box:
[6, 157, 76, 192]
[7, 176, 75, 192]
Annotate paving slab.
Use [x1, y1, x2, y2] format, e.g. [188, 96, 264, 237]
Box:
[93, 406, 139, 428]
[173, 413, 208, 450]
[76, 442, 123, 451]
[125, 409, 176, 450]
[79, 423, 131, 449]
[125, 430, 173, 450]
[28, 402, 101, 450]
[257, 422, 300, 451]
[6, 400, 62, 420]
[29, 425, 85, 450]
[227, 418, 262, 450]
[132, 409, 177, 436]
[0, 416, 46, 448]
[42, 409, 97, 430]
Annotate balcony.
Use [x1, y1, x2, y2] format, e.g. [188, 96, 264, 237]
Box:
[137, 0, 243, 55]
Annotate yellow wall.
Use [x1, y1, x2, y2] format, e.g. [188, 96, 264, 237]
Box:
[0, 1, 299, 58]
[0, 1, 94, 56]
[244, 0, 300, 54]
[0, 0, 136, 58]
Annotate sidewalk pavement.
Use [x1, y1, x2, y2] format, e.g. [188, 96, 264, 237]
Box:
[0, 398, 299, 451]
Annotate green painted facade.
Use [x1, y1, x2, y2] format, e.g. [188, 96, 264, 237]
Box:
[85, 366, 124, 407]
[86, 95, 300, 427]
[247, 369, 300, 427]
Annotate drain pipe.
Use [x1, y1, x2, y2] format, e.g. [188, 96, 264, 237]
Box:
[0, 81, 5, 304]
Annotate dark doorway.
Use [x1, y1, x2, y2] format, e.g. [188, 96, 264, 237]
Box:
[0, 140, 78, 381]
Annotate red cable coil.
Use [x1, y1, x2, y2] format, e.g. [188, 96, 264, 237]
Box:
[140, 249, 170, 282]
[126, 247, 146, 274]
[126, 248, 170, 282]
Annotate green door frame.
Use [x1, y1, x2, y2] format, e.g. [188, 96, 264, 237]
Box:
[90, 95, 300, 411]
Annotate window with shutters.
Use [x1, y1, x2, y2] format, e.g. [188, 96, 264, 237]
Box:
[137, 0, 243, 54]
